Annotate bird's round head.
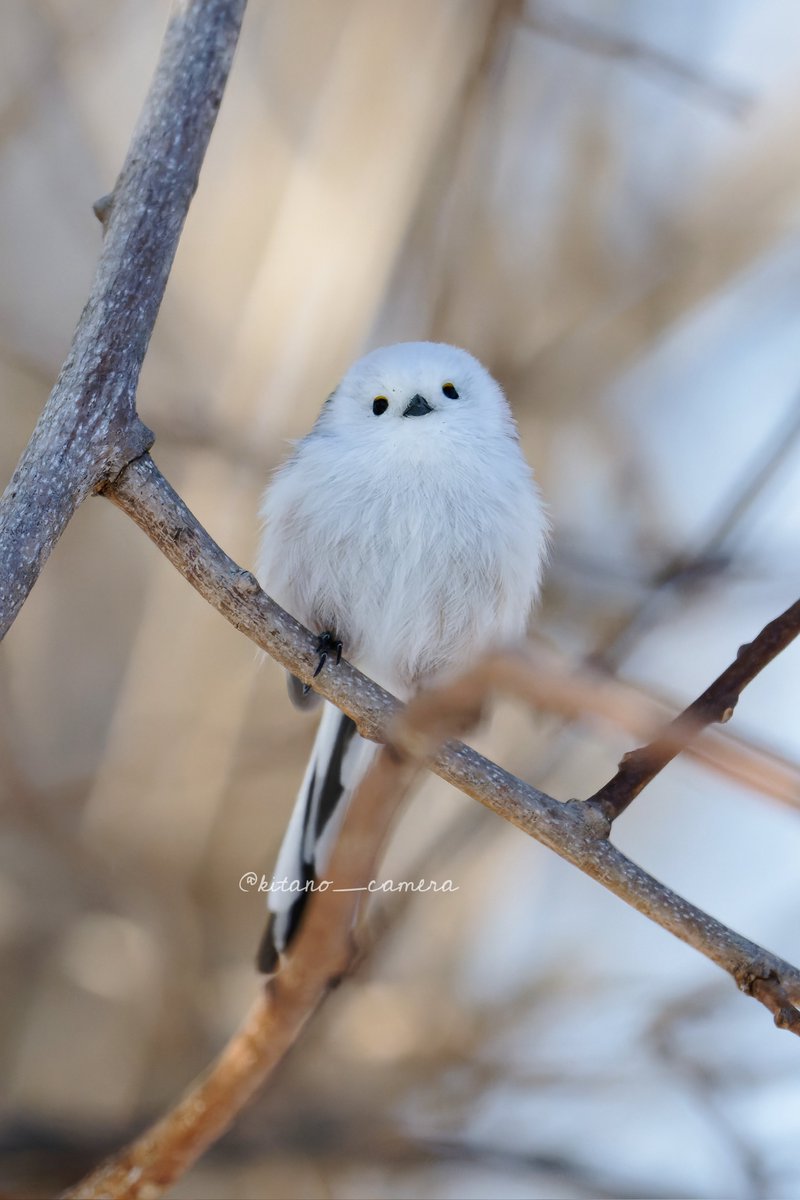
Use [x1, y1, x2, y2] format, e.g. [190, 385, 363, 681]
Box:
[317, 342, 516, 442]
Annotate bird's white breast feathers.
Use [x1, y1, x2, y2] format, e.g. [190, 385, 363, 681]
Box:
[257, 343, 547, 697]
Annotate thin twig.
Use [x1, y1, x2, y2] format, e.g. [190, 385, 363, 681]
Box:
[433, 640, 800, 810]
[586, 598, 800, 821]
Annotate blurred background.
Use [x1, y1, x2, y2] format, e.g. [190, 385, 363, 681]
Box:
[2, 0, 800, 1196]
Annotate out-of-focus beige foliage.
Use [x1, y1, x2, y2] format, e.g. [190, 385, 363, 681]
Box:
[2, 2, 800, 1197]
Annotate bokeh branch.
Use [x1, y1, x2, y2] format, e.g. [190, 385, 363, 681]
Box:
[64, 744, 422, 1198]
[0, 0, 247, 638]
[525, 1, 753, 118]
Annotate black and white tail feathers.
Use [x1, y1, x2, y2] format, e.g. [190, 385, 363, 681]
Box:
[257, 701, 378, 973]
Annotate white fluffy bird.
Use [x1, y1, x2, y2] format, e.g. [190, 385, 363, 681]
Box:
[256, 341, 547, 971]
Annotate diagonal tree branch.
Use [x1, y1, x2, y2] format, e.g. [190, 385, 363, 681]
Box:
[0, 0, 247, 639]
[62, 514, 800, 1194]
[106, 451, 800, 1036]
[586, 597, 800, 822]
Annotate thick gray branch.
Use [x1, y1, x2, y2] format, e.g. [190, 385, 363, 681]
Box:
[0, 0, 247, 638]
[108, 452, 800, 1034]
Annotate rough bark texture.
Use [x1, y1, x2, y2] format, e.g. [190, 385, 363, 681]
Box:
[0, 0, 247, 638]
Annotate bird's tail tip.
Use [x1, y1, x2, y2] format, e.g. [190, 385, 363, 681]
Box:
[256, 913, 281, 975]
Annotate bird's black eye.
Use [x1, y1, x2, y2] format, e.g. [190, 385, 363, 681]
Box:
[442, 382, 459, 399]
[372, 396, 389, 416]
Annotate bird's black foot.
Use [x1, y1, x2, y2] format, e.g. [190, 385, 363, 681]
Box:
[303, 631, 343, 695]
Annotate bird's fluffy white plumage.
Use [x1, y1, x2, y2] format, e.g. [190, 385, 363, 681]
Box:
[258, 341, 547, 698]
[256, 341, 548, 967]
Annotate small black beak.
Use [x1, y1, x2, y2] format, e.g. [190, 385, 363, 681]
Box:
[403, 393, 433, 418]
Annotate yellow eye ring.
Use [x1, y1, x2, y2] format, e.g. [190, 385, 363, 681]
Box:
[442, 382, 459, 399]
[372, 396, 389, 416]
